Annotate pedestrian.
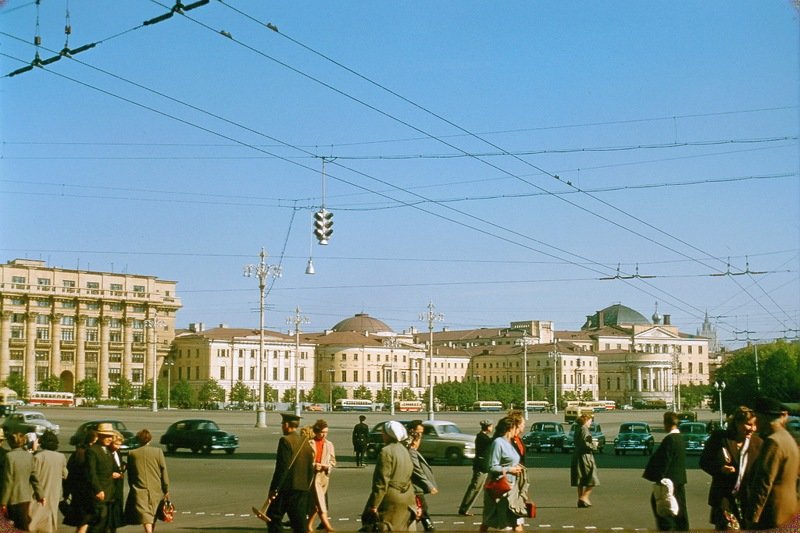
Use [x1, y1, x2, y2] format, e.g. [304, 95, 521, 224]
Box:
[362, 421, 416, 532]
[643, 411, 689, 531]
[63, 430, 97, 533]
[123, 429, 169, 533]
[743, 397, 799, 530]
[480, 416, 525, 533]
[506, 410, 526, 465]
[86, 422, 117, 533]
[266, 413, 315, 533]
[699, 405, 762, 529]
[570, 414, 599, 508]
[352, 415, 370, 468]
[107, 432, 126, 533]
[457, 419, 493, 517]
[0, 431, 44, 531]
[407, 421, 437, 532]
[308, 419, 336, 533]
[29, 430, 66, 533]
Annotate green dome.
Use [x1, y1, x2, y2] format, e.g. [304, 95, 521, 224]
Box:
[582, 304, 650, 330]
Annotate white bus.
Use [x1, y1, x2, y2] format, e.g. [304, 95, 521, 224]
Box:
[0, 387, 19, 416]
[333, 399, 374, 411]
[28, 391, 75, 407]
[524, 400, 551, 412]
[472, 400, 504, 412]
[395, 400, 423, 412]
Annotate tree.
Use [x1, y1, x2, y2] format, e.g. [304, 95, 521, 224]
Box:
[282, 387, 297, 404]
[74, 378, 100, 404]
[38, 376, 63, 392]
[139, 380, 155, 403]
[171, 379, 195, 409]
[680, 384, 710, 410]
[375, 388, 391, 406]
[198, 379, 226, 409]
[332, 386, 348, 403]
[398, 387, 417, 401]
[229, 381, 254, 406]
[109, 377, 135, 407]
[4, 374, 28, 400]
[264, 384, 278, 403]
[305, 385, 327, 403]
[353, 385, 372, 401]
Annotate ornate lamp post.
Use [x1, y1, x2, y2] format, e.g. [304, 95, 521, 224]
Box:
[287, 307, 310, 417]
[714, 380, 726, 427]
[383, 337, 400, 416]
[164, 354, 175, 410]
[328, 368, 335, 412]
[548, 348, 561, 414]
[243, 248, 282, 428]
[473, 374, 480, 402]
[144, 312, 165, 413]
[420, 301, 444, 421]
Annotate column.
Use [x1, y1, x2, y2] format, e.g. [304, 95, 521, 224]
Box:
[50, 313, 63, 381]
[75, 315, 87, 383]
[99, 317, 110, 399]
[0, 310, 12, 381]
[123, 318, 133, 382]
[648, 367, 654, 392]
[25, 312, 37, 395]
[637, 367, 643, 392]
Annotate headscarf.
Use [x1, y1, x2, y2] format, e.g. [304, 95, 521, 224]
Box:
[384, 421, 407, 442]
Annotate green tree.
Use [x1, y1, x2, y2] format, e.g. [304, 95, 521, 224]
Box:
[109, 377, 135, 407]
[375, 388, 391, 406]
[74, 378, 100, 404]
[282, 387, 297, 404]
[198, 379, 226, 409]
[332, 386, 348, 403]
[353, 385, 372, 400]
[38, 376, 63, 392]
[171, 379, 195, 409]
[264, 383, 278, 403]
[306, 385, 327, 403]
[229, 381, 254, 406]
[4, 374, 28, 400]
[398, 387, 417, 401]
[139, 380, 155, 403]
[680, 384, 711, 409]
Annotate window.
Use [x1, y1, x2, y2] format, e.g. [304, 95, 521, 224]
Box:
[63, 280, 76, 291]
[699, 346, 703, 354]
[85, 352, 98, 362]
[61, 329, 74, 341]
[220, 366, 226, 380]
[35, 350, 49, 360]
[132, 353, 144, 363]
[10, 350, 23, 361]
[354, 370, 359, 382]
[284, 368, 289, 380]
[85, 301, 100, 310]
[36, 327, 50, 340]
[133, 285, 145, 294]
[341, 370, 346, 382]
[688, 362, 693, 374]
[36, 314, 49, 325]
[37, 278, 51, 288]
[61, 351, 74, 362]
[109, 368, 121, 383]
[688, 345, 693, 354]
[250, 367, 255, 380]
[36, 299, 50, 307]
[109, 352, 121, 363]
[12, 276, 26, 288]
[238, 368, 243, 380]
[109, 303, 123, 312]
[273, 368, 278, 380]
[62, 300, 76, 309]
[110, 283, 123, 295]
[132, 369, 143, 383]
[87, 281, 100, 294]
[699, 362, 703, 374]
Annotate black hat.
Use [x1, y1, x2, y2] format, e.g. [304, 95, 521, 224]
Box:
[280, 413, 302, 423]
[359, 415, 366, 422]
[753, 397, 786, 416]
[480, 419, 493, 429]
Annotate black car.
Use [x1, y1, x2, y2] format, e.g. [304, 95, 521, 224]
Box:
[521, 421, 566, 453]
[365, 420, 415, 459]
[69, 420, 139, 452]
[159, 419, 239, 455]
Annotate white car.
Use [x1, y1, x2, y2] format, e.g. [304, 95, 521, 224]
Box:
[2, 410, 60, 436]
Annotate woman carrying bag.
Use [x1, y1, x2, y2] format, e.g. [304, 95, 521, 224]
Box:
[480, 417, 526, 532]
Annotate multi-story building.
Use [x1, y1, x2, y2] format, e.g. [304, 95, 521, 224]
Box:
[0, 258, 181, 399]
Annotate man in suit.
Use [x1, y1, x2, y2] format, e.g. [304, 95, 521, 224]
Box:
[643, 411, 689, 531]
[87, 422, 117, 533]
[352, 415, 370, 467]
[743, 397, 799, 530]
[0, 431, 43, 530]
[267, 413, 315, 533]
[458, 419, 493, 516]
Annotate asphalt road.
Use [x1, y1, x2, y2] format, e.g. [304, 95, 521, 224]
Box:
[16, 406, 720, 532]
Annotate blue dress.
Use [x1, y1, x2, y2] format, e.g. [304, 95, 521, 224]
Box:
[482, 437, 524, 529]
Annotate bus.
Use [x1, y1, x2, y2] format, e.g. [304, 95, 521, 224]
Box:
[0, 387, 19, 416]
[333, 399, 374, 411]
[395, 400, 423, 412]
[524, 400, 551, 412]
[472, 400, 504, 412]
[564, 405, 595, 423]
[599, 400, 616, 410]
[28, 391, 75, 407]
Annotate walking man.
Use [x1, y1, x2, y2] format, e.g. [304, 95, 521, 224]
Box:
[458, 420, 493, 516]
[352, 415, 370, 467]
[643, 412, 689, 531]
[267, 413, 315, 533]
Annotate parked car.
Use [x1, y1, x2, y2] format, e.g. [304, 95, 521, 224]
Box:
[69, 420, 139, 452]
[677, 411, 698, 423]
[159, 419, 239, 455]
[365, 420, 476, 464]
[679, 422, 710, 454]
[562, 421, 606, 454]
[613, 422, 654, 455]
[305, 404, 324, 412]
[521, 421, 566, 453]
[2, 410, 60, 436]
[786, 415, 800, 446]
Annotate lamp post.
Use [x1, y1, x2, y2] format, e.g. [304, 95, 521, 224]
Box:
[420, 301, 444, 421]
[383, 338, 399, 416]
[243, 248, 282, 428]
[328, 368, 335, 412]
[288, 307, 310, 417]
[714, 380, 726, 427]
[164, 355, 175, 410]
[473, 374, 480, 402]
[144, 312, 165, 413]
[548, 348, 560, 414]
[519, 334, 531, 420]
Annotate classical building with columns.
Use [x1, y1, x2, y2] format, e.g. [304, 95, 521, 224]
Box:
[0, 258, 181, 399]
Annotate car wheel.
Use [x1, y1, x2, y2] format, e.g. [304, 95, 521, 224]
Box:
[202, 444, 212, 454]
[191, 446, 200, 454]
[446, 448, 463, 465]
[166, 444, 176, 454]
[225, 448, 235, 455]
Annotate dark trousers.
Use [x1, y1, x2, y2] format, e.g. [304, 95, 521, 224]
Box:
[87, 500, 113, 533]
[7, 501, 31, 531]
[458, 469, 487, 513]
[354, 447, 366, 466]
[650, 483, 689, 531]
[267, 489, 311, 533]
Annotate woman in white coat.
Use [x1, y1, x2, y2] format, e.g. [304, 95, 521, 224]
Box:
[30, 430, 67, 533]
[308, 419, 336, 532]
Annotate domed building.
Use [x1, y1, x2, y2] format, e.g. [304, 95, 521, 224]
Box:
[581, 303, 651, 330]
[330, 313, 394, 336]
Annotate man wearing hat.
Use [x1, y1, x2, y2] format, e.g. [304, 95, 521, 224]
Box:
[352, 415, 369, 467]
[266, 413, 314, 533]
[743, 397, 799, 530]
[458, 419, 494, 516]
[87, 422, 117, 533]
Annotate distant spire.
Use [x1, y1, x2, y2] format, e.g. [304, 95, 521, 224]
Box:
[651, 301, 661, 324]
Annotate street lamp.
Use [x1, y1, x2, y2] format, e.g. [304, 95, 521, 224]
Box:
[383, 338, 399, 416]
[164, 355, 175, 410]
[288, 307, 310, 417]
[473, 374, 480, 402]
[328, 368, 335, 412]
[420, 301, 444, 421]
[381, 364, 395, 415]
[548, 348, 561, 414]
[144, 313, 165, 413]
[714, 380, 726, 427]
[518, 334, 532, 420]
[243, 248, 282, 428]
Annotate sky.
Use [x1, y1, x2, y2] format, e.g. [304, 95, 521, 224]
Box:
[1, 1, 798, 349]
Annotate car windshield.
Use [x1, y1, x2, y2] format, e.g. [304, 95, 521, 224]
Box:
[113, 421, 128, 430]
[26, 414, 45, 421]
[198, 421, 219, 431]
[621, 424, 647, 433]
[435, 424, 461, 434]
[680, 424, 705, 434]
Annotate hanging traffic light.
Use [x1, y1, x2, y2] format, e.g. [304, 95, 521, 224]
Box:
[313, 209, 333, 245]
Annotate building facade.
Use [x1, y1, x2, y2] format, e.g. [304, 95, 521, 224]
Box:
[0, 258, 181, 399]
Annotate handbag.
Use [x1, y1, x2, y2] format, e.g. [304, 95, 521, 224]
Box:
[484, 474, 512, 499]
[156, 498, 175, 523]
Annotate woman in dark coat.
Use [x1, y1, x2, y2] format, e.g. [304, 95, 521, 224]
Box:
[700, 405, 762, 529]
[570, 415, 599, 508]
[63, 430, 97, 533]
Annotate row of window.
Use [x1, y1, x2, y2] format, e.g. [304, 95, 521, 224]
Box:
[212, 348, 310, 359]
[603, 342, 704, 354]
[10, 276, 148, 294]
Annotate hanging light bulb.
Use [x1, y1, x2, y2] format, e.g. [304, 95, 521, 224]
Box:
[305, 258, 315, 275]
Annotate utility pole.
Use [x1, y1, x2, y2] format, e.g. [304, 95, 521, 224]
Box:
[420, 301, 444, 421]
